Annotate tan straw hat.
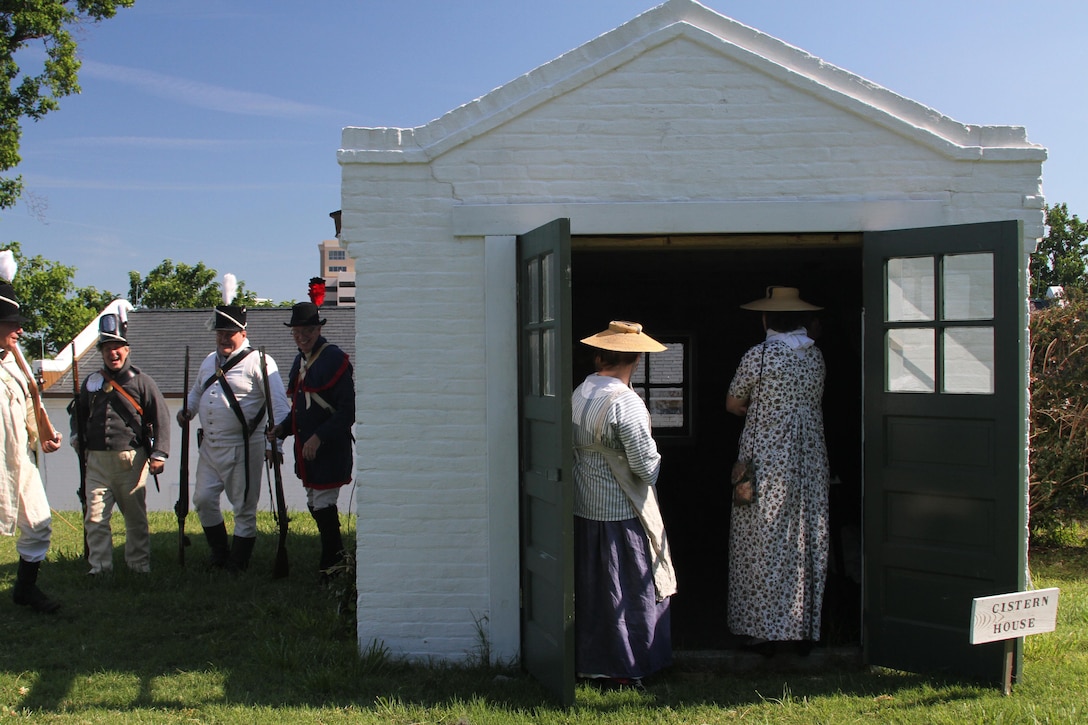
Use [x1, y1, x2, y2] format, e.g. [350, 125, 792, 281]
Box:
[740, 286, 822, 312]
[580, 321, 667, 352]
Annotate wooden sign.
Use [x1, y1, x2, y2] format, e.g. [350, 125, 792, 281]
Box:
[970, 588, 1060, 645]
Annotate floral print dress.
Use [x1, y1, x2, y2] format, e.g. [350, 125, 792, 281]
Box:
[727, 337, 830, 641]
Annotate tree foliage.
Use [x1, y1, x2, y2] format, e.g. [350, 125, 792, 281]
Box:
[128, 259, 267, 309]
[1, 0, 135, 210]
[0, 248, 282, 358]
[1029, 287, 1088, 530]
[1030, 203, 1088, 299]
[128, 259, 221, 309]
[3, 241, 117, 356]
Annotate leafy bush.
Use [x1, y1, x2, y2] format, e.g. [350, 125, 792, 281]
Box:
[1029, 288, 1088, 534]
[1031, 519, 1088, 549]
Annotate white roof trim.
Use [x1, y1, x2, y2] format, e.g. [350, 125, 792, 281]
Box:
[339, 0, 1044, 165]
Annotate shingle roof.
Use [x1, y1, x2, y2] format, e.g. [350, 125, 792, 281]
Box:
[44, 307, 355, 398]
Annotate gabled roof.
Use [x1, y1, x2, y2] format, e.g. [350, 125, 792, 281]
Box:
[339, 0, 1044, 164]
[44, 307, 355, 398]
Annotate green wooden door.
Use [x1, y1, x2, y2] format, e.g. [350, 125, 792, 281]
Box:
[517, 219, 575, 705]
[863, 220, 1027, 686]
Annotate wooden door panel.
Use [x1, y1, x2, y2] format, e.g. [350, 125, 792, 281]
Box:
[517, 219, 574, 705]
[863, 221, 1026, 686]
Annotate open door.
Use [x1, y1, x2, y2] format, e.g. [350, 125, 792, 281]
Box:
[517, 218, 575, 705]
[863, 220, 1027, 686]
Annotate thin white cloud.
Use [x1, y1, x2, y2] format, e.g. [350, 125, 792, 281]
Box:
[80, 59, 345, 119]
[22, 174, 338, 192]
[49, 136, 251, 151]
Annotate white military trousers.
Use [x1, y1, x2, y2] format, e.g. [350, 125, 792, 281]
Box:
[193, 435, 264, 538]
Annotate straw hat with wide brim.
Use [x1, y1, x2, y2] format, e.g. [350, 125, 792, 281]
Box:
[580, 321, 667, 353]
[740, 286, 823, 312]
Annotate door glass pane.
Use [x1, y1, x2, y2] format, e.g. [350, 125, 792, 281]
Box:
[943, 327, 994, 394]
[526, 259, 540, 324]
[528, 331, 540, 396]
[887, 257, 935, 322]
[542, 328, 555, 397]
[541, 252, 553, 322]
[887, 328, 935, 392]
[943, 253, 994, 321]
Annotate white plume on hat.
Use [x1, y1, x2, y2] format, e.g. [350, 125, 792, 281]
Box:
[0, 249, 17, 283]
[207, 272, 246, 331]
[222, 273, 237, 305]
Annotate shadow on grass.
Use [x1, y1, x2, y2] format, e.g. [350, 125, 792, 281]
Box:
[0, 512, 1018, 718]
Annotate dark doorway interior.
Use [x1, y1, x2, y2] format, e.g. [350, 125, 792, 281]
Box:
[571, 240, 863, 651]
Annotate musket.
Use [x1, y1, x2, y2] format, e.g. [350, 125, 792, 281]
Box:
[11, 342, 58, 446]
[71, 346, 89, 560]
[260, 347, 289, 578]
[175, 345, 191, 565]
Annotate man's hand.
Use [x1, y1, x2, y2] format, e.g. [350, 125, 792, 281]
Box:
[41, 431, 62, 453]
[148, 458, 165, 476]
[301, 434, 322, 461]
[265, 423, 282, 443]
[264, 449, 284, 465]
[176, 409, 192, 426]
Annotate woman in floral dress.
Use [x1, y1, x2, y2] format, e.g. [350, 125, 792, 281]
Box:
[726, 287, 829, 656]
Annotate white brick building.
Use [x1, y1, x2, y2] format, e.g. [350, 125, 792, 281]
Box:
[339, 0, 1044, 695]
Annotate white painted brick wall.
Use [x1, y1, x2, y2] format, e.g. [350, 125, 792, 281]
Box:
[341, 11, 1044, 664]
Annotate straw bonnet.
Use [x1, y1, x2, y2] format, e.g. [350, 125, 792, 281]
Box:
[740, 286, 822, 312]
[580, 321, 666, 353]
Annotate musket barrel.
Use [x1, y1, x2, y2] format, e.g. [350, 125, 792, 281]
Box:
[261, 347, 289, 579]
[72, 345, 89, 560]
[12, 342, 58, 443]
[177, 346, 191, 565]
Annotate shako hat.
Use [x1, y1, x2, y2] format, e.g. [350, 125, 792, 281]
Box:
[212, 273, 247, 331]
[0, 250, 27, 324]
[580, 321, 666, 353]
[0, 282, 25, 324]
[739, 286, 822, 312]
[97, 310, 129, 347]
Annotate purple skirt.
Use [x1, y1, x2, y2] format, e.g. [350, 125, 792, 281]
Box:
[574, 516, 672, 679]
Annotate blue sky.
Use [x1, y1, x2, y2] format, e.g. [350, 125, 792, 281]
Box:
[4, 0, 1085, 304]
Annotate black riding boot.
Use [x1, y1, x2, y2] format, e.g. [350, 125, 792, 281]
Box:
[312, 505, 345, 575]
[202, 522, 231, 568]
[229, 536, 256, 572]
[13, 558, 61, 614]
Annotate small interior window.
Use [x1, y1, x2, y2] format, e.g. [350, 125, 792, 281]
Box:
[630, 337, 691, 437]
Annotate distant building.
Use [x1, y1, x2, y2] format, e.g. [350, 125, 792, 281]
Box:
[317, 210, 355, 308]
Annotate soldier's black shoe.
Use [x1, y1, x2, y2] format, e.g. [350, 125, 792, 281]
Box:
[228, 536, 256, 572]
[13, 583, 61, 613]
[13, 559, 61, 614]
[202, 523, 231, 569]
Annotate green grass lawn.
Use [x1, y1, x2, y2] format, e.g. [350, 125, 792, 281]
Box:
[2, 512, 1085, 723]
